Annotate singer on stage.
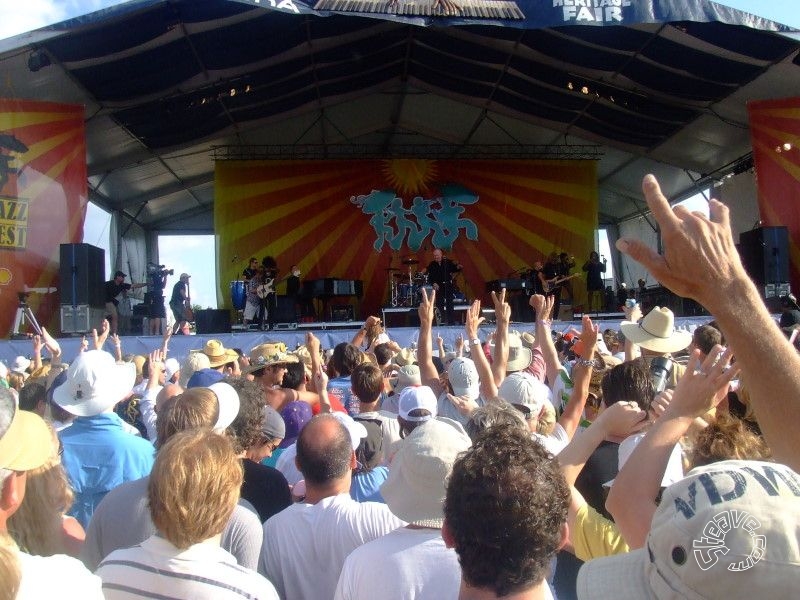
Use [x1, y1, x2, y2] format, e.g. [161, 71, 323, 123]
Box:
[422, 248, 462, 325]
[582, 251, 607, 312]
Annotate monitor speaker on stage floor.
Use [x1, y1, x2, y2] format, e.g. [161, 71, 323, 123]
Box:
[194, 309, 230, 334]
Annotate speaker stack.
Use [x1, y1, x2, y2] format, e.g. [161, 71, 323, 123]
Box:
[738, 226, 790, 309]
[59, 243, 106, 334]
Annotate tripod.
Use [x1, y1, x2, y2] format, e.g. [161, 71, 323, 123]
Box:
[11, 292, 42, 339]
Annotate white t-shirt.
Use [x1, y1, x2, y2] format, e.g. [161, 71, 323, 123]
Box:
[334, 527, 460, 600]
[97, 535, 277, 600]
[260, 493, 405, 600]
[274, 442, 302, 487]
[17, 551, 104, 600]
[533, 422, 570, 456]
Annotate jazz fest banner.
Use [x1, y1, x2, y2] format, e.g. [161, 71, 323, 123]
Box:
[215, 159, 597, 319]
[748, 98, 800, 292]
[0, 99, 87, 337]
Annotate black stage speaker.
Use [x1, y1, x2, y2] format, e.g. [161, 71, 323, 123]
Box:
[739, 226, 789, 285]
[194, 309, 231, 334]
[60, 243, 105, 307]
[272, 295, 298, 323]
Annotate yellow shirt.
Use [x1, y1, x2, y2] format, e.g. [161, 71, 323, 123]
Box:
[572, 502, 629, 561]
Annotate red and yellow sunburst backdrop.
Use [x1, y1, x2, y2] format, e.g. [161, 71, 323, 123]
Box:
[215, 159, 597, 318]
[749, 98, 800, 290]
[0, 99, 87, 337]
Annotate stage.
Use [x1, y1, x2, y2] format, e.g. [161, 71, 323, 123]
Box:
[0, 314, 716, 365]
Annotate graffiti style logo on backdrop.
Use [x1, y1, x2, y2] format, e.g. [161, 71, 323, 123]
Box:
[351, 183, 479, 252]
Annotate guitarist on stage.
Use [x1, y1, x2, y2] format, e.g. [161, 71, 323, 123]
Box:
[244, 265, 265, 328]
[169, 272, 192, 334]
[543, 252, 563, 318]
[261, 256, 279, 330]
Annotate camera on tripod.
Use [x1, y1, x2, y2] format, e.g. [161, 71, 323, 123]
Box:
[147, 263, 174, 277]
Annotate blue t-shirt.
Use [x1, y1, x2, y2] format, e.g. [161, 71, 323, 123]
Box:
[60, 412, 155, 528]
[350, 466, 389, 503]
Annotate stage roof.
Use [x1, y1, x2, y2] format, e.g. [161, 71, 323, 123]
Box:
[2, 0, 798, 230]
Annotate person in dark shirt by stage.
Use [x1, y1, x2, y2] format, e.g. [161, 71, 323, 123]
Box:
[104, 271, 145, 335]
[422, 248, 462, 325]
[582, 251, 607, 313]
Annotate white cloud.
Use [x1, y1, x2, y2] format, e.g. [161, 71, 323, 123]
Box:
[0, 0, 125, 42]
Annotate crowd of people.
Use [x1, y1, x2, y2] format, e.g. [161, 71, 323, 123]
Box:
[1, 174, 799, 600]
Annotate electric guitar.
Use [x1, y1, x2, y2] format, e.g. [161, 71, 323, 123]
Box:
[256, 274, 296, 299]
[543, 273, 580, 294]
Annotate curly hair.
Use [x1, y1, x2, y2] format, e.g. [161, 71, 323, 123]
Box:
[689, 412, 771, 468]
[444, 427, 569, 597]
[464, 402, 527, 442]
[224, 377, 265, 454]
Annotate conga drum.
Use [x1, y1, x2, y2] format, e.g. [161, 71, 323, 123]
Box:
[230, 280, 247, 310]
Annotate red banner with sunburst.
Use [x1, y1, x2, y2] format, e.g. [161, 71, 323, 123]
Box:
[749, 98, 800, 291]
[0, 99, 87, 337]
[215, 159, 597, 318]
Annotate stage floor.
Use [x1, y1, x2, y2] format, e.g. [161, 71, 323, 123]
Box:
[0, 314, 715, 365]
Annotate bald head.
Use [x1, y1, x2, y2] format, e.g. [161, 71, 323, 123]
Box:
[295, 414, 353, 486]
[156, 383, 183, 411]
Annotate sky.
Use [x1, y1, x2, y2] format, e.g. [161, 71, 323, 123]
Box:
[3, 0, 796, 313]
[1, 0, 798, 38]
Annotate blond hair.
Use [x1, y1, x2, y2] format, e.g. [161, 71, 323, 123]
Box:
[0, 534, 20, 600]
[7, 428, 74, 556]
[148, 429, 242, 549]
[155, 388, 219, 448]
[689, 412, 771, 468]
[536, 402, 556, 436]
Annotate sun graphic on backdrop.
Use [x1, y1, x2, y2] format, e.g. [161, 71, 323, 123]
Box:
[382, 159, 438, 196]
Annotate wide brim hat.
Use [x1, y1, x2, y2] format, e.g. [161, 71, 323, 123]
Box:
[0, 406, 52, 471]
[506, 331, 533, 372]
[381, 419, 471, 527]
[620, 306, 691, 354]
[244, 342, 298, 374]
[195, 339, 239, 368]
[577, 460, 800, 600]
[393, 347, 417, 367]
[53, 350, 136, 417]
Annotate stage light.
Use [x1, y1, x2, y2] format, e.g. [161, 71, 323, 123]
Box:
[27, 50, 51, 72]
[783, 143, 792, 151]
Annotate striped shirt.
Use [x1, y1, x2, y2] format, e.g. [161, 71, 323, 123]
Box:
[96, 535, 279, 600]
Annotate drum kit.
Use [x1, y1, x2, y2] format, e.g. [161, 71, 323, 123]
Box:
[388, 257, 434, 307]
